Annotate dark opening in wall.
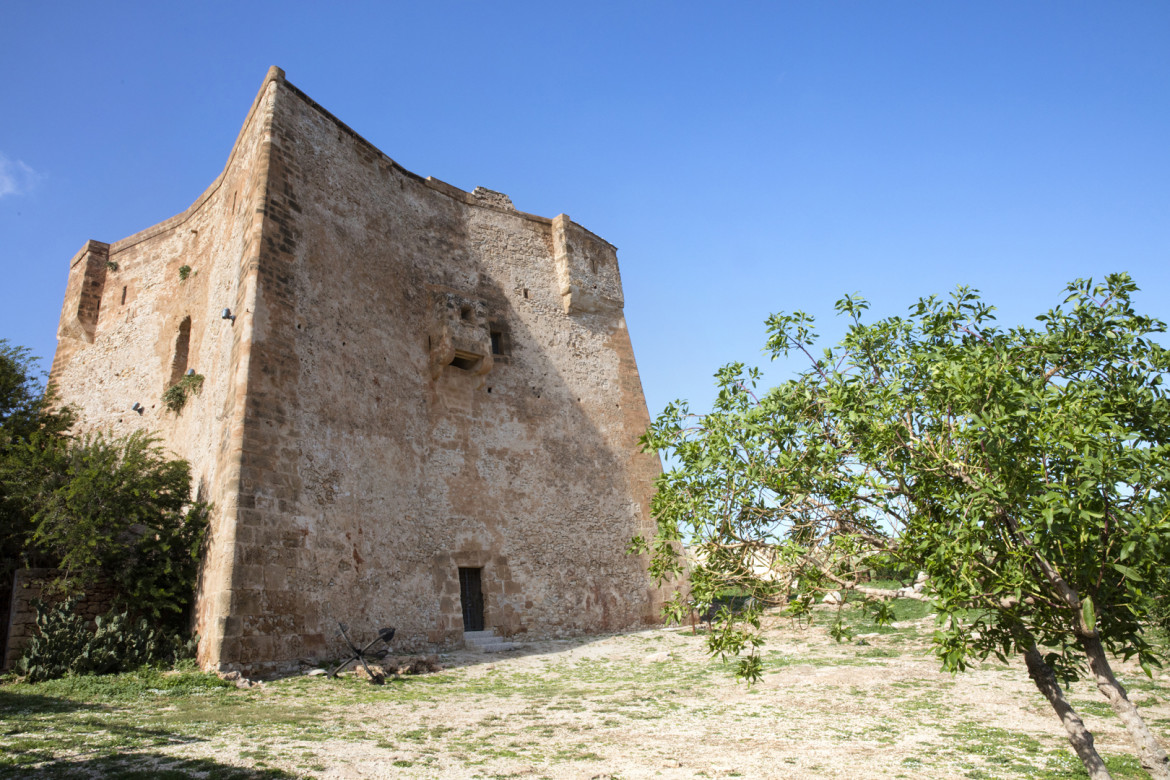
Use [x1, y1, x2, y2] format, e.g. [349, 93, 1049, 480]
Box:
[449, 350, 482, 372]
[169, 316, 192, 385]
[489, 324, 510, 358]
[459, 567, 484, 631]
[120, 286, 127, 305]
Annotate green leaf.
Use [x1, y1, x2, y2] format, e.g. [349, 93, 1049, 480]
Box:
[1110, 563, 1144, 582]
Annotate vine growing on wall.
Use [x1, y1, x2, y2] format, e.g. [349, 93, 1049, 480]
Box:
[162, 373, 204, 413]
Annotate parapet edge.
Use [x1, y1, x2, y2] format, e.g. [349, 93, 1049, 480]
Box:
[106, 65, 288, 257]
[100, 67, 616, 258]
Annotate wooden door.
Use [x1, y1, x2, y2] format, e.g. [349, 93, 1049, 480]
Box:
[459, 567, 484, 631]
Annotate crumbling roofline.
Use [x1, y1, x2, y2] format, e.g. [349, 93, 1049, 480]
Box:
[92, 66, 616, 261]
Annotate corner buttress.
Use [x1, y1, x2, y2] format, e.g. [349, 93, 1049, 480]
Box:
[57, 240, 111, 344]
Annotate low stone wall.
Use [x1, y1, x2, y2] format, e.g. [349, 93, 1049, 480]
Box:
[1, 569, 117, 671]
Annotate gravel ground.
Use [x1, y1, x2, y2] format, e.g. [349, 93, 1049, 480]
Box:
[3, 610, 1169, 779]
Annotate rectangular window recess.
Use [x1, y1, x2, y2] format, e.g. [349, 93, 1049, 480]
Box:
[449, 350, 483, 372]
[490, 331, 503, 355]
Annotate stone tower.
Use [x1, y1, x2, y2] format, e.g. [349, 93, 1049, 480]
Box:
[49, 67, 667, 673]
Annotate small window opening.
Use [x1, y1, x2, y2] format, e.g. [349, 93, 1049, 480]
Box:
[490, 331, 503, 355]
[460, 305, 473, 321]
[449, 350, 482, 372]
[120, 286, 127, 305]
[522, 288, 529, 299]
[169, 316, 192, 385]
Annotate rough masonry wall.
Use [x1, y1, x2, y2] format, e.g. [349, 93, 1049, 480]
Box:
[48, 68, 668, 673]
[47, 73, 280, 668]
[214, 75, 666, 670]
[2, 569, 119, 670]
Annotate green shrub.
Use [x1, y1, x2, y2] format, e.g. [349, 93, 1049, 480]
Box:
[14, 431, 210, 628]
[162, 373, 204, 413]
[15, 598, 197, 683]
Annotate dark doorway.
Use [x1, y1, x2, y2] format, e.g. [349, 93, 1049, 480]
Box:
[458, 567, 484, 631]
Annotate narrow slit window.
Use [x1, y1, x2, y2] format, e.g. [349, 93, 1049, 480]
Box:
[490, 331, 503, 355]
[120, 286, 127, 305]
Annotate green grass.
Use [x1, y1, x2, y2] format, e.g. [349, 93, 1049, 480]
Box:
[1, 621, 1166, 779]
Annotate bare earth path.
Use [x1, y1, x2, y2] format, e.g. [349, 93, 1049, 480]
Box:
[2, 611, 1168, 779]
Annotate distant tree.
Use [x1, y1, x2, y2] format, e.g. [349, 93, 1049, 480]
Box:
[636, 275, 1170, 780]
[0, 340, 73, 572]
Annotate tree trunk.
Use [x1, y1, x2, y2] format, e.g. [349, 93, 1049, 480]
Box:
[1079, 633, 1170, 780]
[1021, 643, 1113, 780]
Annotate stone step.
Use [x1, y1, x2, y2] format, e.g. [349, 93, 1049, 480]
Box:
[463, 629, 519, 653]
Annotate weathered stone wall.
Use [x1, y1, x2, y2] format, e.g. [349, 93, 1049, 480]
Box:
[1, 570, 118, 670]
[49, 68, 669, 674]
[47, 70, 279, 668]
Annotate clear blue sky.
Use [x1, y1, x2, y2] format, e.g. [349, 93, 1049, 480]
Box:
[2, 2, 1167, 418]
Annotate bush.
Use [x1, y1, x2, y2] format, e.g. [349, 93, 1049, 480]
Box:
[15, 598, 197, 683]
[11, 431, 210, 629]
[162, 373, 203, 413]
[3, 341, 208, 642]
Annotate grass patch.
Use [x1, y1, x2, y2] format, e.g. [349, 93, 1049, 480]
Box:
[1, 621, 1166, 779]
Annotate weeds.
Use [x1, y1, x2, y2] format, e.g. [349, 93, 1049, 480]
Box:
[1, 618, 1166, 779]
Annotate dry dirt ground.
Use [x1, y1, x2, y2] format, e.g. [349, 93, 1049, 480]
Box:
[2, 608, 1169, 779]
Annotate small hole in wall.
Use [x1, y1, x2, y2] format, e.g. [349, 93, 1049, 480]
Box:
[460, 305, 473, 321]
[487, 387, 493, 393]
[522, 288, 529, 299]
[120, 286, 127, 305]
